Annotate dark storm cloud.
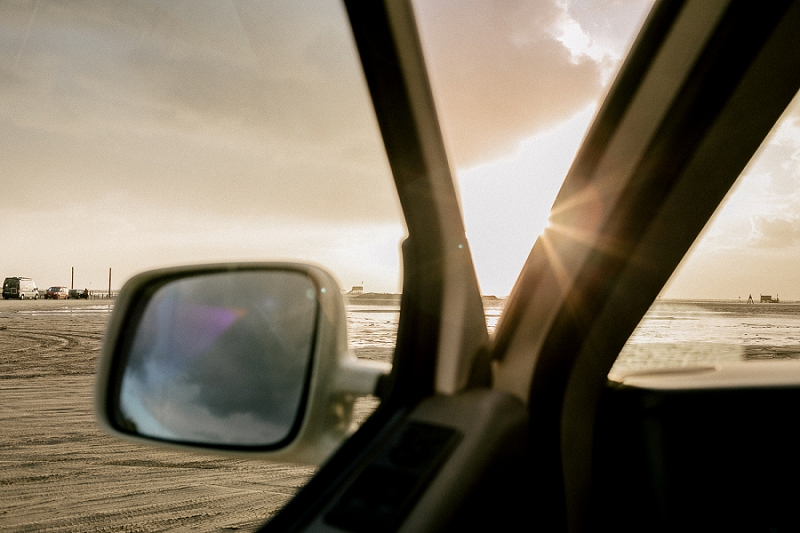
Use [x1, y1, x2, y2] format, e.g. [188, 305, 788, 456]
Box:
[413, 0, 608, 167]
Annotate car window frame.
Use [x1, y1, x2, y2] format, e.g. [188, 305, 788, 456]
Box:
[255, 1, 800, 531]
[259, 2, 488, 529]
[490, 0, 800, 530]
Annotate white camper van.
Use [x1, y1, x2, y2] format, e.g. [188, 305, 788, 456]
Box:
[2, 277, 39, 299]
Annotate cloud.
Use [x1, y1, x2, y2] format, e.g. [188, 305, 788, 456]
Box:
[670, 92, 800, 255]
[564, 0, 654, 62]
[0, 0, 401, 223]
[0, 0, 662, 297]
[739, 106, 800, 249]
[750, 215, 800, 248]
[412, 0, 653, 168]
[0, 0, 658, 222]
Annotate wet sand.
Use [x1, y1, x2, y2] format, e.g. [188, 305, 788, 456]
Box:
[0, 299, 388, 532]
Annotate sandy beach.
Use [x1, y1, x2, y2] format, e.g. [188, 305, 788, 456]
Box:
[6, 296, 790, 531]
[0, 299, 388, 532]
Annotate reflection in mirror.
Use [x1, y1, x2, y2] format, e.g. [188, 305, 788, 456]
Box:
[116, 270, 317, 447]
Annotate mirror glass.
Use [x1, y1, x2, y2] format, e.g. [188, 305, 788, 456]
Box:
[116, 269, 317, 447]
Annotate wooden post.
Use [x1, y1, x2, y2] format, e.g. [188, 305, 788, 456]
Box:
[108, 268, 112, 298]
[71, 267, 74, 290]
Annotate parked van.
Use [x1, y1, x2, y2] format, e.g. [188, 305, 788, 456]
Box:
[2, 277, 39, 299]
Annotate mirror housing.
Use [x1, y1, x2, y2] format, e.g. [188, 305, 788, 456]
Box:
[95, 263, 391, 465]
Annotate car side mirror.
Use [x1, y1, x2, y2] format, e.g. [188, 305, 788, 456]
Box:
[95, 263, 391, 465]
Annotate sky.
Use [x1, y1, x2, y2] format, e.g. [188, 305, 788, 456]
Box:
[1, 0, 799, 300]
[660, 94, 800, 301]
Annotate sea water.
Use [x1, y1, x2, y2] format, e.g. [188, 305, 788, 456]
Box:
[611, 300, 800, 378]
[347, 304, 401, 351]
[346, 300, 800, 380]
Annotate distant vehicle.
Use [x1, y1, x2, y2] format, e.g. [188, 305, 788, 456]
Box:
[2, 277, 39, 299]
[68, 289, 89, 300]
[45, 286, 69, 299]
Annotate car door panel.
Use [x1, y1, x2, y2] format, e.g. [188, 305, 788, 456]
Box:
[593, 362, 800, 531]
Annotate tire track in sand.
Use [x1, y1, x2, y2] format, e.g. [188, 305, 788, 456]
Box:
[0, 300, 317, 532]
